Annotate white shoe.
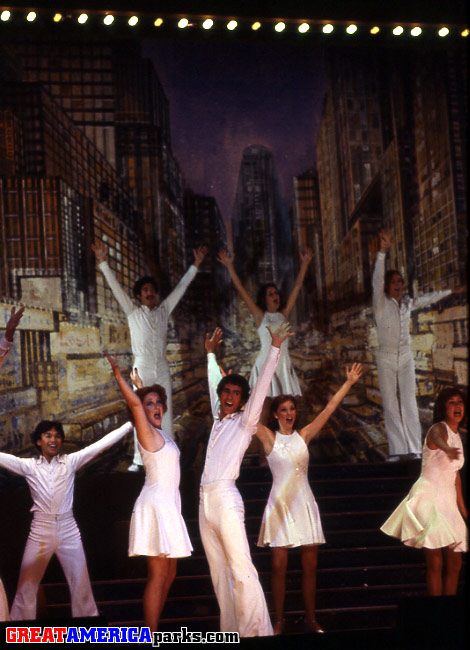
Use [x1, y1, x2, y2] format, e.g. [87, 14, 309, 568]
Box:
[128, 463, 141, 472]
[385, 455, 401, 463]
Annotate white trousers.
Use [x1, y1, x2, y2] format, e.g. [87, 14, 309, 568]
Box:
[199, 480, 273, 637]
[376, 350, 422, 456]
[10, 512, 98, 620]
[0, 579, 8, 621]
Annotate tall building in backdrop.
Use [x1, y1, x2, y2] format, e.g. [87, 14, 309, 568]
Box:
[183, 189, 229, 329]
[316, 47, 467, 309]
[292, 168, 325, 327]
[0, 37, 222, 445]
[231, 144, 294, 311]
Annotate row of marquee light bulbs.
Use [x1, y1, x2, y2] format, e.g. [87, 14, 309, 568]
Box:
[0, 9, 468, 38]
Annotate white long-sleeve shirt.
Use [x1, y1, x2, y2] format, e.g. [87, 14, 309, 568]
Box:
[0, 336, 12, 370]
[201, 346, 280, 485]
[372, 252, 451, 353]
[98, 262, 198, 375]
[0, 422, 132, 514]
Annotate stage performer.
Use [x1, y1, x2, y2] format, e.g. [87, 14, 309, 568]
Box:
[92, 240, 207, 470]
[381, 387, 467, 595]
[200, 322, 291, 637]
[256, 363, 363, 634]
[373, 230, 455, 461]
[105, 353, 192, 633]
[0, 305, 25, 620]
[0, 415, 132, 620]
[217, 249, 312, 400]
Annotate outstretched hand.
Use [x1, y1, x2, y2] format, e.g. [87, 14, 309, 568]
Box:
[216, 249, 235, 267]
[5, 306, 25, 341]
[346, 362, 363, 384]
[379, 230, 392, 253]
[205, 327, 223, 354]
[267, 320, 293, 348]
[92, 240, 108, 263]
[300, 248, 313, 266]
[193, 245, 208, 267]
[130, 368, 143, 389]
[104, 350, 120, 375]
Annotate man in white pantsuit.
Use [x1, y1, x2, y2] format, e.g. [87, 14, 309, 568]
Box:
[200, 323, 291, 637]
[0, 419, 132, 620]
[373, 230, 452, 460]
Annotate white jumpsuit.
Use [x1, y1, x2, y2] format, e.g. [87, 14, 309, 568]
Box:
[0, 422, 132, 620]
[199, 346, 280, 637]
[372, 253, 451, 457]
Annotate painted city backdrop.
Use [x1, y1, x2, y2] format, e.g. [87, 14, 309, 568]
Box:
[0, 34, 467, 466]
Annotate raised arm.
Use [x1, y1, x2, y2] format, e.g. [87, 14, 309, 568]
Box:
[69, 420, 134, 471]
[160, 245, 207, 316]
[241, 321, 291, 428]
[426, 422, 461, 460]
[92, 240, 135, 316]
[282, 248, 313, 318]
[372, 230, 391, 317]
[300, 363, 363, 444]
[105, 353, 164, 453]
[217, 250, 264, 326]
[1, 306, 25, 369]
[205, 327, 224, 418]
[0, 452, 28, 476]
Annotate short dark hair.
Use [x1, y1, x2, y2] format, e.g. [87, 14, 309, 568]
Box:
[128, 384, 168, 425]
[384, 270, 403, 296]
[217, 374, 250, 407]
[31, 420, 65, 449]
[256, 283, 283, 312]
[270, 394, 297, 429]
[433, 387, 466, 425]
[133, 276, 159, 300]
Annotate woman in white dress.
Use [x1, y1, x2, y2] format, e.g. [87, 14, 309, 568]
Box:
[256, 363, 363, 634]
[105, 353, 192, 632]
[217, 249, 313, 403]
[381, 387, 467, 596]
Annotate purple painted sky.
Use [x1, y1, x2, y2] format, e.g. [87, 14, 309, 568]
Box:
[142, 39, 326, 231]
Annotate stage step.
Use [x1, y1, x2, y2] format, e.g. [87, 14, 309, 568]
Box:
[7, 461, 465, 635]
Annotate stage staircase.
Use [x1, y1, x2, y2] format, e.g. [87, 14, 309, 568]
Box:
[26, 458, 458, 635]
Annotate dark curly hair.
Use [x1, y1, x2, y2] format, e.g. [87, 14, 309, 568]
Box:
[217, 374, 250, 407]
[256, 283, 283, 312]
[132, 276, 159, 300]
[31, 420, 65, 450]
[433, 388, 466, 425]
[128, 384, 167, 425]
[384, 270, 404, 297]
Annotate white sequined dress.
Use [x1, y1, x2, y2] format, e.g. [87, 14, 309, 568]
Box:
[258, 431, 325, 547]
[381, 422, 466, 551]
